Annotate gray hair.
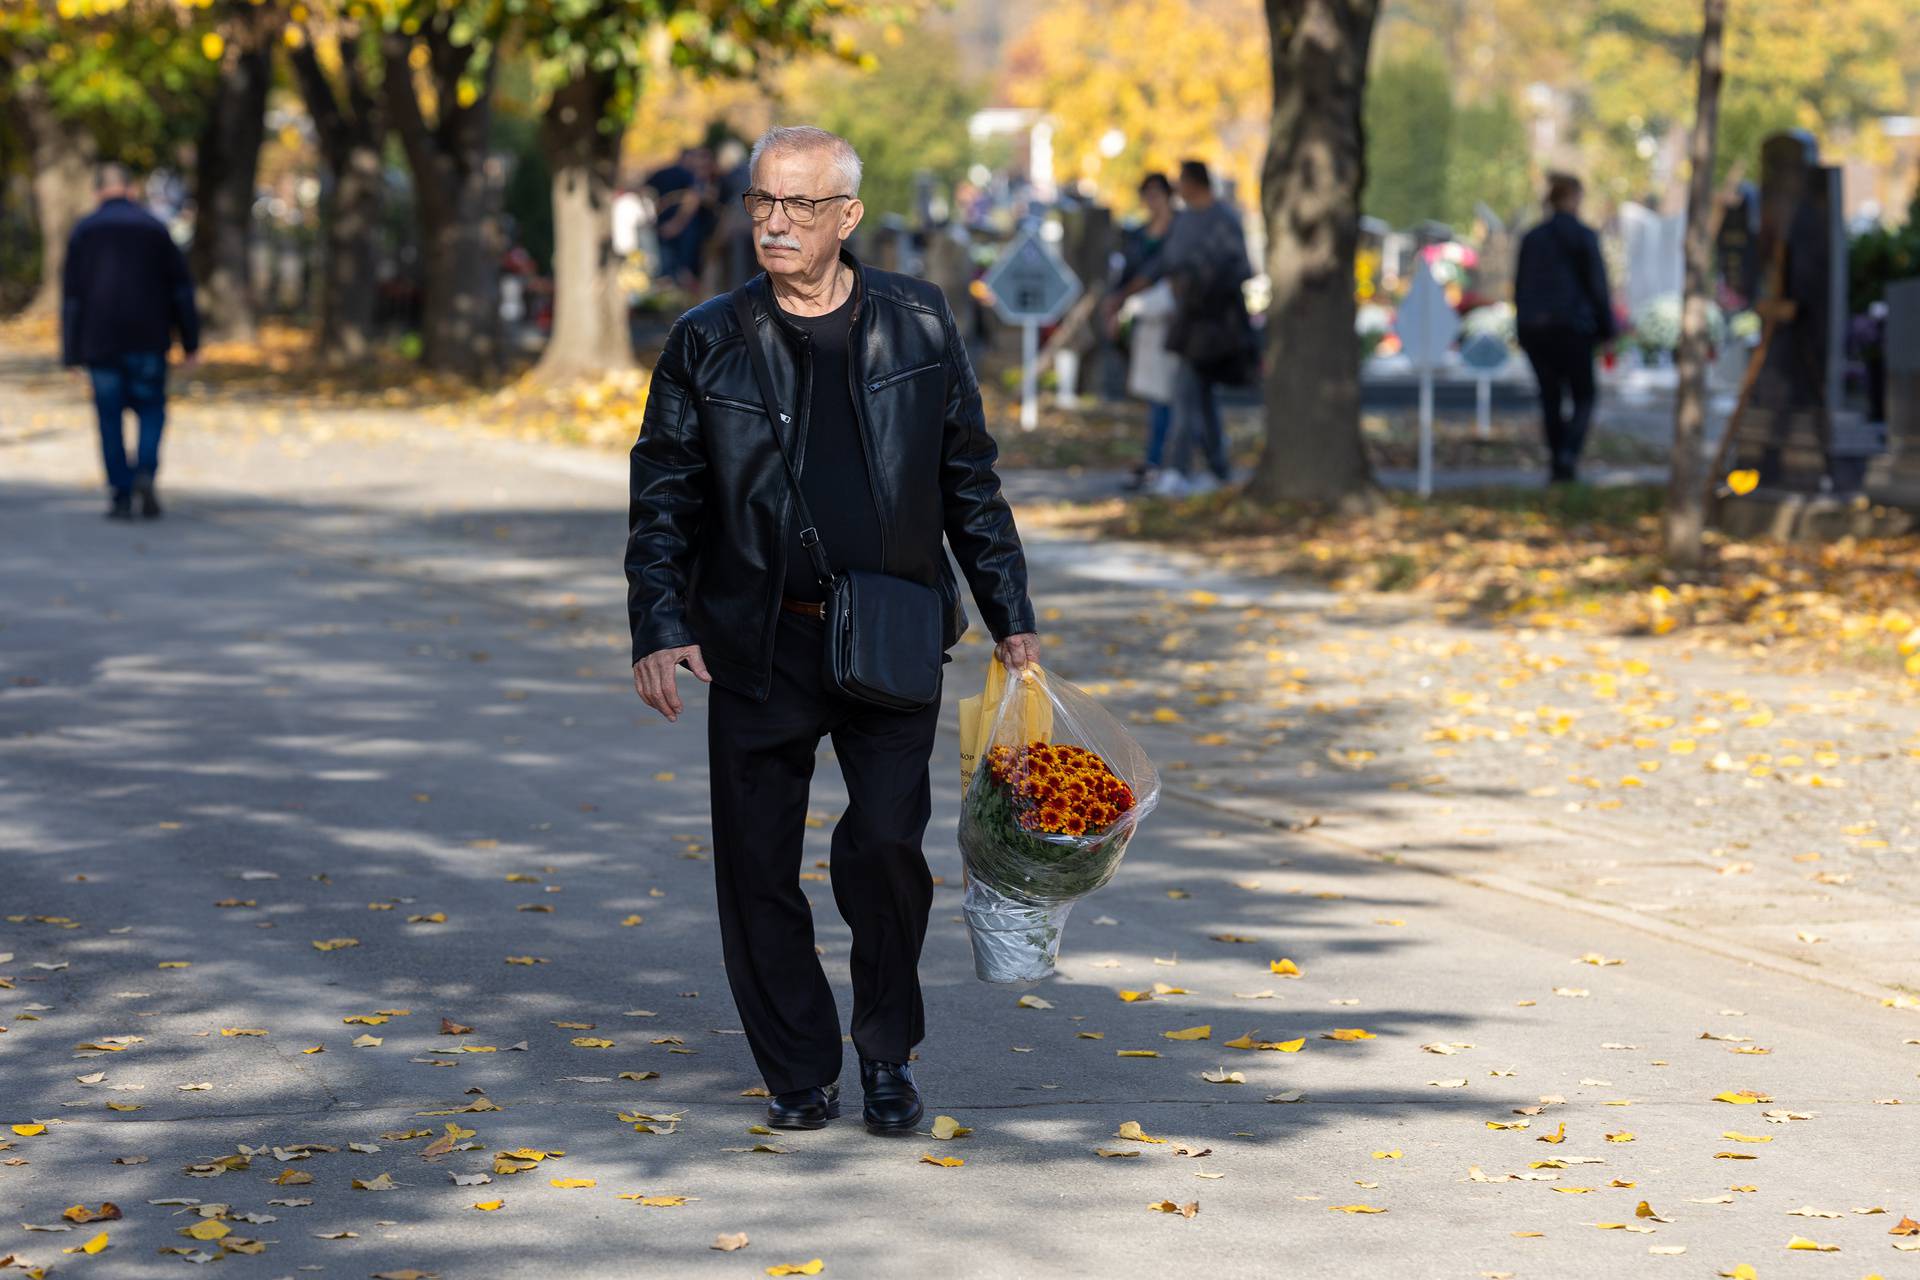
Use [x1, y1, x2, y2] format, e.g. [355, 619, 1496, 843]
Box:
[747, 125, 862, 199]
[94, 162, 130, 193]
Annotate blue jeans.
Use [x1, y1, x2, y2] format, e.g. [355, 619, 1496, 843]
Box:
[89, 351, 169, 496]
[1145, 401, 1172, 468]
[1168, 358, 1231, 481]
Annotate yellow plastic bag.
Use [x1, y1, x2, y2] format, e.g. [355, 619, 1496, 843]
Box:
[958, 656, 1054, 798]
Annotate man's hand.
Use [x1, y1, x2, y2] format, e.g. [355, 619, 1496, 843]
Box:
[180, 351, 201, 371]
[996, 632, 1041, 672]
[633, 644, 711, 722]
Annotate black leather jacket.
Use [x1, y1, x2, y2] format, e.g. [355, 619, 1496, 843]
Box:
[625, 247, 1036, 701]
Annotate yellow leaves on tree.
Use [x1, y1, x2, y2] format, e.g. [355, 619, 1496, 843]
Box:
[1001, 0, 1269, 210]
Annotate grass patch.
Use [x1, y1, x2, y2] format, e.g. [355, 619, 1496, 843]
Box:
[1025, 480, 1920, 682]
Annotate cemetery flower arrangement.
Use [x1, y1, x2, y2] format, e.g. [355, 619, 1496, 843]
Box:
[1631, 293, 1728, 357]
[1460, 300, 1516, 346]
[966, 740, 1137, 899]
[957, 665, 1159, 981]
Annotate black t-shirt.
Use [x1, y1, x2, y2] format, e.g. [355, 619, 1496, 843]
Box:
[775, 288, 885, 602]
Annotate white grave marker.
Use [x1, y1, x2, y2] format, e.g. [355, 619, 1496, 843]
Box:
[982, 229, 1083, 430]
[1396, 262, 1460, 497]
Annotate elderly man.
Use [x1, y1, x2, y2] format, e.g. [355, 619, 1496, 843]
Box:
[624, 126, 1039, 1134]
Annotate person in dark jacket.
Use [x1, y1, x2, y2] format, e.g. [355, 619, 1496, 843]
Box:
[1105, 172, 1177, 492]
[1514, 173, 1615, 484]
[624, 125, 1038, 1138]
[1108, 159, 1253, 496]
[61, 164, 201, 519]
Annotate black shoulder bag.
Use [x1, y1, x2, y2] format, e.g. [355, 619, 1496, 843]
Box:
[730, 286, 944, 713]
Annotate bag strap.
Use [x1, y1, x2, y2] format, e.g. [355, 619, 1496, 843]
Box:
[730, 284, 835, 590]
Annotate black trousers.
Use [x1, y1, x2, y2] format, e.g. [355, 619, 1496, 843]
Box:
[1518, 328, 1598, 477]
[706, 608, 943, 1094]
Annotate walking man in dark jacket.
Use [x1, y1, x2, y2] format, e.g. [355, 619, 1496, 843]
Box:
[1514, 173, 1615, 484]
[61, 164, 200, 519]
[624, 126, 1039, 1136]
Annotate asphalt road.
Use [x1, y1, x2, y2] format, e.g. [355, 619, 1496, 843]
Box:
[2, 374, 1917, 1279]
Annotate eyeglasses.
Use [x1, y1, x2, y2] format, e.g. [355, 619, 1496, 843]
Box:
[742, 191, 854, 225]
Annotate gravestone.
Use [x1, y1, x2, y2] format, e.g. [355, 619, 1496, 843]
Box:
[1882, 276, 1920, 503]
[1720, 131, 1884, 496]
[1714, 181, 1761, 309]
[1620, 201, 1686, 319]
[923, 227, 973, 317]
[1473, 201, 1514, 300]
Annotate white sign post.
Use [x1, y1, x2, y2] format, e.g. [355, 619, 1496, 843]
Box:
[982, 229, 1082, 431]
[1395, 262, 1460, 498]
[1459, 330, 1510, 442]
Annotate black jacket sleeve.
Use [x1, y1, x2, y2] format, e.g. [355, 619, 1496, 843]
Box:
[624, 316, 708, 663]
[60, 224, 86, 368]
[166, 231, 201, 355]
[1582, 227, 1616, 342]
[935, 293, 1036, 641]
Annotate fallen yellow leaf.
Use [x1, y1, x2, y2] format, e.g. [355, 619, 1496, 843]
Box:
[930, 1115, 972, 1140]
[65, 1231, 110, 1255]
[1785, 1235, 1839, 1251]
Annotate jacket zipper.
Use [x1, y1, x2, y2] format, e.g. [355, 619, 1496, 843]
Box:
[745, 305, 800, 692]
[866, 361, 941, 393]
[704, 391, 764, 413]
[845, 288, 890, 575]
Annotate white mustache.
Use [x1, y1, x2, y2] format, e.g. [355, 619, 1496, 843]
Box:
[759, 233, 802, 250]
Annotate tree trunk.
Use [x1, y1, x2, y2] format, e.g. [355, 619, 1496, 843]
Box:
[530, 68, 633, 384]
[1663, 0, 1727, 572]
[384, 24, 502, 383]
[289, 29, 384, 365]
[1248, 0, 1381, 507]
[416, 176, 503, 380]
[9, 80, 98, 317]
[316, 147, 384, 364]
[189, 4, 278, 341]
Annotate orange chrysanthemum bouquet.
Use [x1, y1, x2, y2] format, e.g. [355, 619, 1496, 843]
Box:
[957, 661, 1159, 982]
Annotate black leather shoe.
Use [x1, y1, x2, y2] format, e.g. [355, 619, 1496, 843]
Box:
[858, 1057, 923, 1134]
[766, 1082, 840, 1130]
[135, 479, 162, 519]
[106, 492, 134, 520]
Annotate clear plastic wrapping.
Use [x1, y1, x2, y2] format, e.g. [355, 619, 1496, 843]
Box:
[956, 664, 1160, 982]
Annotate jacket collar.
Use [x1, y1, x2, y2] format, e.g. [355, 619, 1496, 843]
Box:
[746, 244, 866, 342]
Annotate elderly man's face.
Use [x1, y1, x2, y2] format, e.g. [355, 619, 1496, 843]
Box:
[749, 148, 862, 284]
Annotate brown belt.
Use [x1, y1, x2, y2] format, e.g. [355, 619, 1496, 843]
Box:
[780, 596, 826, 620]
